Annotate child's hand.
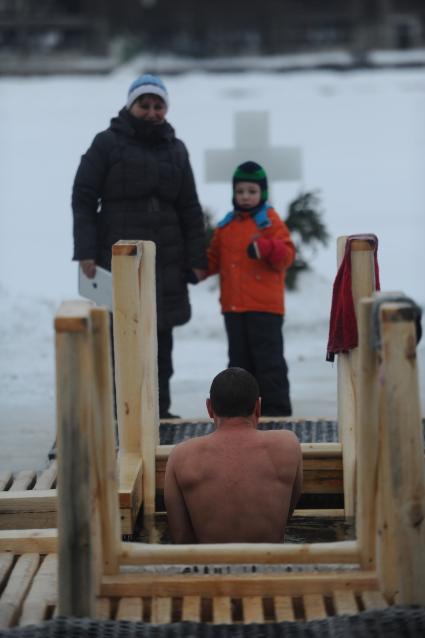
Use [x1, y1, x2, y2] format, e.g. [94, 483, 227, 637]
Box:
[247, 237, 272, 260]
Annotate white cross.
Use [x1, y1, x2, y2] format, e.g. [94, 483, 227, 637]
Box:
[205, 111, 302, 187]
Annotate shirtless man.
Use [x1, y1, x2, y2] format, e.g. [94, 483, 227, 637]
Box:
[164, 367, 302, 543]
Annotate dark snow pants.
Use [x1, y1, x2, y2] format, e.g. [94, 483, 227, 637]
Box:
[157, 328, 174, 418]
[223, 311, 292, 417]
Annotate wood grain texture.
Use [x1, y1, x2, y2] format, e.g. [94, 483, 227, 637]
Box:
[242, 596, 264, 623]
[213, 596, 232, 624]
[333, 589, 359, 616]
[274, 596, 294, 621]
[116, 597, 143, 621]
[19, 554, 57, 626]
[0, 554, 40, 628]
[182, 596, 201, 622]
[303, 594, 327, 620]
[101, 570, 378, 598]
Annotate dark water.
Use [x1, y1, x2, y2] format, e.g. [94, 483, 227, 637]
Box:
[132, 513, 355, 545]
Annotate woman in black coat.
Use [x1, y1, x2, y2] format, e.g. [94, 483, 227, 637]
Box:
[72, 74, 207, 418]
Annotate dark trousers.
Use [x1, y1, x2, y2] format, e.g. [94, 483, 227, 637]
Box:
[224, 312, 292, 417]
[158, 328, 173, 417]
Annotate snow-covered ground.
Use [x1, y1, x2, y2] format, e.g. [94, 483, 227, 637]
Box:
[0, 64, 424, 472]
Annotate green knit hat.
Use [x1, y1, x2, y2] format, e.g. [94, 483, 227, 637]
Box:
[233, 161, 268, 204]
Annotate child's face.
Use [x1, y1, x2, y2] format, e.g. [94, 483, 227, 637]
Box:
[234, 182, 262, 209]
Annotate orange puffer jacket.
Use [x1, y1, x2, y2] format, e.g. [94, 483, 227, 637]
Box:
[207, 207, 295, 315]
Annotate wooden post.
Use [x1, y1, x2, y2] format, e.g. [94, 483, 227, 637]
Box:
[90, 308, 121, 574]
[356, 297, 380, 569]
[138, 241, 159, 517]
[377, 302, 425, 605]
[55, 300, 96, 617]
[112, 241, 143, 453]
[112, 240, 159, 518]
[336, 236, 377, 517]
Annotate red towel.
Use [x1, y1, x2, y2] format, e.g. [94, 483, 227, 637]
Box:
[326, 234, 380, 362]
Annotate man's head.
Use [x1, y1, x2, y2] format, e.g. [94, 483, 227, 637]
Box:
[207, 367, 260, 418]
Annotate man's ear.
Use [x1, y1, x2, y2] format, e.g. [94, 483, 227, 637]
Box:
[206, 398, 214, 418]
[254, 397, 261, 419]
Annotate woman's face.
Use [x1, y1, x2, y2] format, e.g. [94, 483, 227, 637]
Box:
[130, 94, 167, 122]
[234, 182, 262, 209]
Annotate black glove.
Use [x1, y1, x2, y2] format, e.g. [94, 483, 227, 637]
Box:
[247, 241, 261, 259]
[185, 269, 199, 284]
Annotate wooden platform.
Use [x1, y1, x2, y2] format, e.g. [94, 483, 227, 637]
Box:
[0, 550, 390, 627]
[0, 440, 342, 535]
[0, 453, 143, 536]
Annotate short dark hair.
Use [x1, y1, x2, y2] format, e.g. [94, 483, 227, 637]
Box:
[209, 368, 259, 417]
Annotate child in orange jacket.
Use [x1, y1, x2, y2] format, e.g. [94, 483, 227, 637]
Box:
[206, 161, 296, 416]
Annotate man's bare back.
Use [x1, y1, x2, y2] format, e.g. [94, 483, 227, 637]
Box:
[164, 368, 302, 544]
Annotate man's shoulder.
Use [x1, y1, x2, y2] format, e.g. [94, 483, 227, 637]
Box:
[170, 433, 211, 458]
[259, 428, 301, 450]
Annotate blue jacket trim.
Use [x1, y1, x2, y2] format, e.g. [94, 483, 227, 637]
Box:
[217, 203, 272, 229]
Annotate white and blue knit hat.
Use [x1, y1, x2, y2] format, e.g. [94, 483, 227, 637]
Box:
[126, 74, 169, 110]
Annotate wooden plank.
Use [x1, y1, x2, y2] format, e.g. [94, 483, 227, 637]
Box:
[91, 308, 121, 575]
[357, 298, 379, 569]
[0, 490, 56, 513]
[112, 241, 139, 256]
[213, 596, 232, 624]
[9, 471, 36, 492]
[336, 236, 377, 517]
[293, 509, 345, 518]
[303, 594, 327, 620]
[56, 312, 96, 617]
[119, 540, 360, 565]
[182, 596, 201, 622]
[138, 241, 159, 517]
[54, 300, 92, 333]
[378, 304, 425, 605]
[333, 589, 359, 616]
[118, 452, 143, 536]
[361, 590, 388, 610]
[19, 554, 57, 626]
[0, 530, 57, 554]
[116, 597, 143, 621]
[101, 570, 379, 598]
[242, 596, 264, 623]
[118, 453, 143, 509]
[274, 596, 294, 622]
[0, 473, 12, 492]
[34, 462, 57, 490]
[151, 597, 172, 624]
[0, 554, 40, 628]
[0, 554, 14, 590]
[95, 597, 111, 620]
[0, 512, 56, 531]
[112, 240, 143, 454]
[119, 510, 133, 537]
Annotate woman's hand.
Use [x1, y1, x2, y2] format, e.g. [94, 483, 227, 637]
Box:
[192, 268, 207, 282]
[80, 259, 96, 278]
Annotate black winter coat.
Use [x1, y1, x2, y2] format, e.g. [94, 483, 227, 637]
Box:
[72, 108, 207, 330]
